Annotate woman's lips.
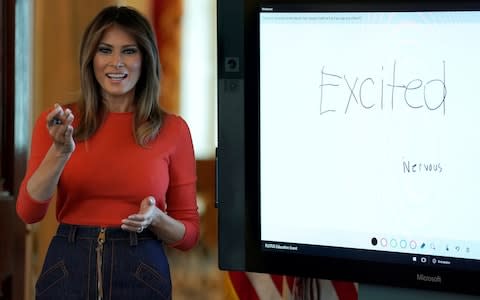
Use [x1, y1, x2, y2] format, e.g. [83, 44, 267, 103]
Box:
[106, 73, 128, 81]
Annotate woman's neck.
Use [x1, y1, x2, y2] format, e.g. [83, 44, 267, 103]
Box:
[103, 96, 135, 113]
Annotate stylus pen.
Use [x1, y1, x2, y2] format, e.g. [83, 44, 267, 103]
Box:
[48, 118, 63, 126]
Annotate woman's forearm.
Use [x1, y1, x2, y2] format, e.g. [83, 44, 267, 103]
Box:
[26, 144, 71, 201]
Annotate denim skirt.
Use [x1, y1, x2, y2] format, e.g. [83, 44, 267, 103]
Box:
[35, 223, 172, 300]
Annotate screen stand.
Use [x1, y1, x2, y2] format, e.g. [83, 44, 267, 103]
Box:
[359, 284, 480, 300]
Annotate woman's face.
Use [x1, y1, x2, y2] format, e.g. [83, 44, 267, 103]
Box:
[93, 25, 142, 102]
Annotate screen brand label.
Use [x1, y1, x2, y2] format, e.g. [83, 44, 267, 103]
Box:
[416, 274, 442, 283]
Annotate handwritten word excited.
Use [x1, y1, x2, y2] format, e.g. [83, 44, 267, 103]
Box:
[319, 61, 446, 115]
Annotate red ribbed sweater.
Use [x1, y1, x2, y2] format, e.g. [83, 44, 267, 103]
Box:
[16, 107, 199, 251]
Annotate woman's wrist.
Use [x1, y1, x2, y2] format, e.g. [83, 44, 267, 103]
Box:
[148, 208, 186, 245]
[50, 143, 73, 159]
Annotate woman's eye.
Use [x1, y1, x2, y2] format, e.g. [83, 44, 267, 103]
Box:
[123, 48, 138, 55]
[98, 47, 111, 54]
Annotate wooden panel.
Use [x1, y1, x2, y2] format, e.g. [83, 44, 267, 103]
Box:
[197, 159, 217, 250]
[153, 0, 183, 114]
[0, 0, 15, 195]
[0, 0, 28, 299]
[0, 198, 14, 300]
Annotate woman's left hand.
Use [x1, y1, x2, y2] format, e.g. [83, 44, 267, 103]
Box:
[121, 196, 157, 233]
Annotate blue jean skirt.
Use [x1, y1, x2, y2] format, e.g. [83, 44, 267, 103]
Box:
[35, 223, 172, 300]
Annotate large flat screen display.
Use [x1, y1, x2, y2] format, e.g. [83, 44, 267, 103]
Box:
[217, 0, 480, 296]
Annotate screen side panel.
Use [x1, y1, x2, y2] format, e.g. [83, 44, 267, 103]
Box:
[217, 0, 246, 270]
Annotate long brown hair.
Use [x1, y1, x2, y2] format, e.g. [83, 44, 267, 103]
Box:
[76, 5, 163, 146]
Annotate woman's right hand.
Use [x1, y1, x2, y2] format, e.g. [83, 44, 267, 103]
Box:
[46, 104, 75, 154]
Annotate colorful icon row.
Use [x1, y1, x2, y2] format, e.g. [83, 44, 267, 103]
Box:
[371, 237, 419, 249]
[371, 237, 471, 254]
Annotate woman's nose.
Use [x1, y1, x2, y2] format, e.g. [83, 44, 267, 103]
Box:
[110, 53, 124, 68]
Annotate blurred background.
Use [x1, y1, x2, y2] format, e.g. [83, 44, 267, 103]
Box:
[0, 0, 225, 299]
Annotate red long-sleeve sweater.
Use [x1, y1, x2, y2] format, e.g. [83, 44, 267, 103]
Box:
[16, 107, 199, 251]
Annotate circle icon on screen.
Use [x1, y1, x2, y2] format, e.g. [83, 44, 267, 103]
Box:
[380, 238, 388, 247]
[371, 237, 378, 246]
[400, 240, 407, 248]
[410, 240, 417, 249]
[390, 239, 398, 248]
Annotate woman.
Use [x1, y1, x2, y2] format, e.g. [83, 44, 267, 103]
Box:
[16, 6, 199, 299]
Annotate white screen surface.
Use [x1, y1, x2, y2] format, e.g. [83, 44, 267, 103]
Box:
[260, 11, 480, 261]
